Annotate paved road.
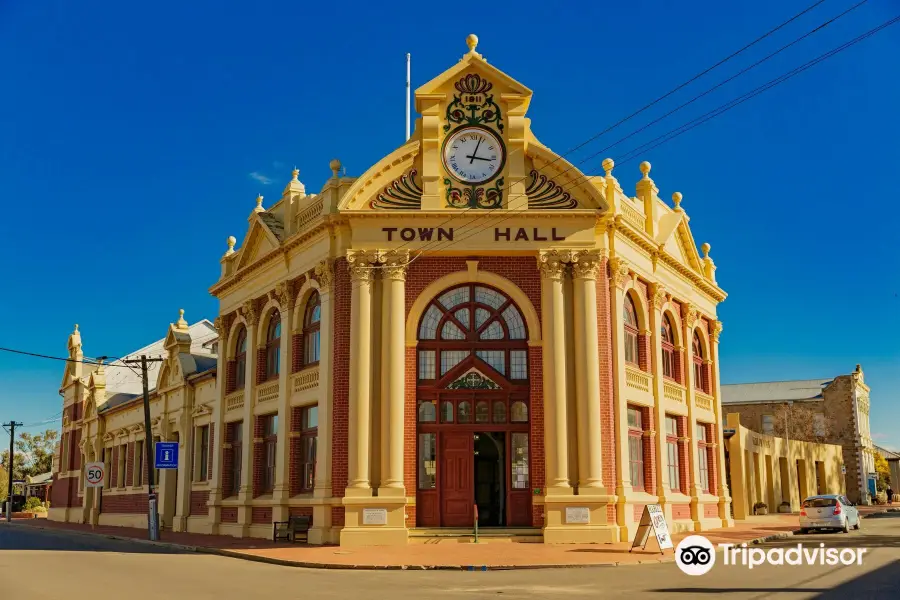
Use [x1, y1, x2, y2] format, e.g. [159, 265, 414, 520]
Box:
[1, 514, 898, 599]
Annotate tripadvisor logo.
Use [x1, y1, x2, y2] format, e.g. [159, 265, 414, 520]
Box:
[675, 536, 868, 575]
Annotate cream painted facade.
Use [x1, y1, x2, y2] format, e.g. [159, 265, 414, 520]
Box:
[51, 35, 734, 545]
[726, 413, 846, 519]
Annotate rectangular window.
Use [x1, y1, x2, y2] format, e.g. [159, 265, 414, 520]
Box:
[197, 425, 210, 481]
[511, 433, 530, 489]
[510, 350, 528, 380]
[762, 414, 774, 435]
[118, 443, 127, 488]
[262, 415, 278, 494]
[697, 423, 710, 492]
[230, 423, 243, 497]
[418, 350, 435, 380]
[304, 330, 321, 365]
[662, 349, 675, 380]
[134, 441, 144, 487]
[693, 360, 704, 392]
[665, 415, 680, 492]
[624, 330, 638, 365]
[628, 407, 645, 491]
[299, 406, 318, 493]
[235, 355, 246, 389]
[418, 433, 436, 490]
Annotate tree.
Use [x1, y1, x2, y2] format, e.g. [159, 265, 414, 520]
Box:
[0, 449, 28, 482]
[874, 452, 892, 490]
[771, 403, 835, 443]
[0, 466, 7, 503]
[15, 430, 59, 476]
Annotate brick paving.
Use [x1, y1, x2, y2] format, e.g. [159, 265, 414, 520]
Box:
[4, 515, 802, 568]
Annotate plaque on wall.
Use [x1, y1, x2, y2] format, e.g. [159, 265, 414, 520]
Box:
[363, 508, 388, 525]
[565, 507, 590, 524]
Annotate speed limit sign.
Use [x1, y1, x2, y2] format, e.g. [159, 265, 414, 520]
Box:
[85, 461, 105, 488]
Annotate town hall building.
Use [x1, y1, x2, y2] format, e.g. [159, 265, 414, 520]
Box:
[50, 35, 732, 546]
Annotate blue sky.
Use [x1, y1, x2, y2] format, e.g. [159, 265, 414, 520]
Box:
[1, 0, 898, 455]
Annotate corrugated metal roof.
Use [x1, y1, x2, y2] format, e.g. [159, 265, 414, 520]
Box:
[721, 379, 832, 404]
[876, 445, 900, 460]
[102, 320, 217, 396]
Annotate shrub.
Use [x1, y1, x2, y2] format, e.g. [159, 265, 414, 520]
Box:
[24, 497, 43, 511]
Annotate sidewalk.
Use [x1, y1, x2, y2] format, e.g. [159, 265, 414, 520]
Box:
[2, 515, 800, 569]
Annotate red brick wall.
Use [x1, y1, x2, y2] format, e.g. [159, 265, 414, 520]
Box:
[208, 423, 215, 480]
[530, 346, 544, 527]
[251, 506, 272, 524]
[331, 506, 345, 527]
[707, 424, 718, 495]
[677, 416, 690, 494]
[633, 503, 646, 521]
[49, 475, 82, 508]
[331, 257, 350, 499]
[221, 507, 238, 523]
[252, 416, 265, 498]
[290, 406, 302, 496]
[289, 506, 313, 520]
[704, 503, 719, 518]
[637, 333, 649, 372]
[189, 490, 210, 516]
[73, 429, 82, 470]
[672, 503, 691, 519]
[292, 334, 303, 373]
[598, 263, 616, 524]
[101, 493, 147, 514]
[110, 446, 119, 487]
[640, 406, 656, 496]
[125, 442, 135, 487]
[674, 351, 684, 385]
[255, 348, 267, 385]
[226, 360, 236, 394]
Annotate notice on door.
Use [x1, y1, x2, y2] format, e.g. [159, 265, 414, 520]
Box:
[362, 508, 388, 525]
[565, 507, 590, 524]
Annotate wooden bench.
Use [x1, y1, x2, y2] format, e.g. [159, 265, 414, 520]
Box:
[273, 515, 311, 543]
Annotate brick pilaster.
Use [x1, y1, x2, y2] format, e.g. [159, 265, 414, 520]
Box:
[290, 406, 302, 496]
[252, 416, 265, 497]
[222, 422, 236, 498]
[637, 333, 650, 371]
[677, 415, 690, 494]
[256, 348, 267, 385]
[292, 334, 303, 373]
[674, 350, 684, 385]
[641, 406, 656, 495]
[110, 446, 119, 487]
[707, 424, 719, 494]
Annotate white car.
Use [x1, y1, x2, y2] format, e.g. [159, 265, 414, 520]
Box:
[799, 494, 860, 533]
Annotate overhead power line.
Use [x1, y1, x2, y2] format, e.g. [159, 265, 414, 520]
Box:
[0, 346, 162, 369]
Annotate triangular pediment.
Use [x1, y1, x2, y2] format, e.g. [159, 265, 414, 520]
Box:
[657, 213, 703, 273]
[235, 216, 281, 271]
[446, 367, 501, 390]
[415, 45, 532, 108]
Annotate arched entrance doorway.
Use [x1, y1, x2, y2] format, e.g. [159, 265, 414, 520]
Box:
[415, 283, 532, 528]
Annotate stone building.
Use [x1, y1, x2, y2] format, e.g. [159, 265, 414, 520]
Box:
[50, 35, 733, 545]
[722, 365, 874, 504]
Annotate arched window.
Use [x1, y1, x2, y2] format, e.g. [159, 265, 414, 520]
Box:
[234, 327, 247, 390]
[303, 292, 321, 366]
[624, 295, 639, 366]
[693, 332, 707, 393]
[661, 314, 676, 381]
[265, 310, 281, 380]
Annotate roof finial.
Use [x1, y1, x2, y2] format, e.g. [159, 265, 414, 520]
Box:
[226, 236, 236, 256]
[176, 308, 188, 330]
[254, 194, 264, 212]
[672, 192, 683, 211]
[74, 324, 79, 333]
[701, 242, 711, 258]
[639, 161, 652, 180]
[602, 158, 615, 177]
[291, 167, 299, 181]
[330, 158, 342, 178]
[466, 34, 479, 54]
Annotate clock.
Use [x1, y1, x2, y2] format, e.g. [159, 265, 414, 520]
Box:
[442, 126, 505, 184]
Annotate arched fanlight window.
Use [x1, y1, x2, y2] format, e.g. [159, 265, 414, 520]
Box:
[624, 294, 639, 366]
[661, 314, 677, 381]
[303, 292, 321, 366]
[265, 310, 281, 380]
[234, 327, 247, 389]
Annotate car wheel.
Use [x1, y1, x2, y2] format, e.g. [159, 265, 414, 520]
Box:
[854, 518, 861, 531]
[842, 520, 850, 533]
[799, 528, 808, 534]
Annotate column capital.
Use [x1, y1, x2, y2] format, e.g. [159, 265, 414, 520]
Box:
[382, 249, 410, 281]
[711, 320, 723, 343]
[570, 249, 606, 280]
[682, 303, 699, 328]
[649, 282, 667, 310]
[213, 315, 228, 337]
[346, 249, 380, 282]
[537, 249, 571, 280]
[608, 255, 631, 289]
[314, 259, 335, 292]
[241, 299, 259, 327]
[273, 280, 296, 310]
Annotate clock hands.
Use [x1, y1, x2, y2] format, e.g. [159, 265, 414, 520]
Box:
[468, 137, 482, 164]
[466, 155, 492, 162]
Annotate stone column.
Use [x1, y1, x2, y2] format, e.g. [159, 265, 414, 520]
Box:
[346, 250, 375, 496]
[648, 284, 670, 501]
[681, 304, 704, 512]
[237, 301, 258, 528]
[538, 250, 570, 491]
[609, 257, 633, 501]
[571, 250, 605, 491]
[313, 260, 335, 496]
[379, 250, 408, 494]
[208, 315, 229, 530]
[710, 320, 732, 522]
[273, 282, 295, 521]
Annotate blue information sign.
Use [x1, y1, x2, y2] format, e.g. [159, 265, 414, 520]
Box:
[155, 442, 179, 469]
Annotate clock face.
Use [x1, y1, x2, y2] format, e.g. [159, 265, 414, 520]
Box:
[442, 127, 505, 184]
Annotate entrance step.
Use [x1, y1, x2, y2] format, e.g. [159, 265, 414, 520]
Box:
[408, 527, 543, 544]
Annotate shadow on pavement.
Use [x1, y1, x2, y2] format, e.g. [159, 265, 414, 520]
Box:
[0, 524, 187, 554]
[814, 560, 900, 598]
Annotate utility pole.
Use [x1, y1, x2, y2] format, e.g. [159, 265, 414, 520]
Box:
[122, 355, 164, 541]
[4, 421, 23, 521]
